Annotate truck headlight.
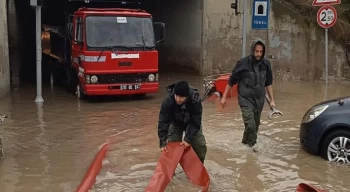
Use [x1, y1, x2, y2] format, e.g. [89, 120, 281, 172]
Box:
[302, 104, 329, 123]
[155, 73, 159, 81]
[148, 74, 155, 82]
[90, 75, 98, 84]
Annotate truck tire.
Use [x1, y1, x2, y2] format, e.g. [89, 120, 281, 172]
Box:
[66, 68, 77, 95]
[320, 129, 350, 163]
[77, 83, 87, 100]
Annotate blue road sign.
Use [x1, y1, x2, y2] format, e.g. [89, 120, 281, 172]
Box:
[252, 0, 270, 30]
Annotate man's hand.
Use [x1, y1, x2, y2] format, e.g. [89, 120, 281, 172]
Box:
[220, 97, 226, 109]
[160, 146, 168, 152]
[180, 141, 191, 148]
[269, 100, 276, 109]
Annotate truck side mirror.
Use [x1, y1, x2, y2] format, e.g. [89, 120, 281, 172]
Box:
[154, 22, 165, 43]
[74, 17, 84, 45]
[66, 22, 73, 41]
[67, 15, 74, 41]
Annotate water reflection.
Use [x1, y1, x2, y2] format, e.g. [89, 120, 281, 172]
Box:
[35, 102, 51, 189]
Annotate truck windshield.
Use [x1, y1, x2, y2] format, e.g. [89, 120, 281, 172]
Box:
[85, 16, 155, 50]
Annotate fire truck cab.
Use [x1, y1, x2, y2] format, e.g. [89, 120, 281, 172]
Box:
[70, 8, 164, 99]
[43, 1, 165, 100]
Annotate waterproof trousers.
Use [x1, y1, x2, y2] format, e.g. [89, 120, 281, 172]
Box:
[241, 106, 262, 147]
[167, 124, 207, 163]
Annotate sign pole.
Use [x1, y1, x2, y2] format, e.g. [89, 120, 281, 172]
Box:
[325, 28, 328, 85]
[31, 0, 44, 103]
[242, 0, 248, 58]
[313, 1, 341, 85]
[35, 5, 44, 103]
[315, 4, 337, 85]
[251, 0, 270, 53]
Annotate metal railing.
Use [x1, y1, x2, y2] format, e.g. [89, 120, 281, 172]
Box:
[201, 73, 231, 102]
[202, 73, 231, 92]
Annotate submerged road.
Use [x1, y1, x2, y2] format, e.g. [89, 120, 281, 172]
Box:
[0, 72, 349, 192]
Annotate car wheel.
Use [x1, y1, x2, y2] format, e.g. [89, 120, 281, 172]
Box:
[320, 130, 350, 163]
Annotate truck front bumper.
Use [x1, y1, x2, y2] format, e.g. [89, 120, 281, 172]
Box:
[82, 82, 159, 96]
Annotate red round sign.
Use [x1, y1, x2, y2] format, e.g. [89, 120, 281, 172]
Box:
[317, 5, 337, 29]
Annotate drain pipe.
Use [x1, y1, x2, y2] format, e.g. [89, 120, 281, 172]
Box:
[242, 0, 248, 58]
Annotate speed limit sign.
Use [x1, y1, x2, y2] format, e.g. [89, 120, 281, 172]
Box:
[317, 5, 337, 28]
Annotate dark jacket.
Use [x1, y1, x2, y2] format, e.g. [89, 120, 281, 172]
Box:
[158, 83, 202, 148]
[228, 39, 273, 112]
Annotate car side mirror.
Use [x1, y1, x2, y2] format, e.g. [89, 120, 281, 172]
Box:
[154, 22, 165, 44]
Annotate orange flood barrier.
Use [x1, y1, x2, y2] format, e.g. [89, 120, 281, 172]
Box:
[76, 142, 109, 192]
[296, 183, 327, 192]
[214, 74, 237, 98]
[145, 142, 210, 192]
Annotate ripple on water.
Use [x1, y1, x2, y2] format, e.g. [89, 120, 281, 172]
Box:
[2, 73, 350, 192]
[91, 128, 201, 192]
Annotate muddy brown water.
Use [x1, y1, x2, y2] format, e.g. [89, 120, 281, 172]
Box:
[0, 72, 350, 192]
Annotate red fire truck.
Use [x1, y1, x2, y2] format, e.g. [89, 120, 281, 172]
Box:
[42, 0, 165, 99]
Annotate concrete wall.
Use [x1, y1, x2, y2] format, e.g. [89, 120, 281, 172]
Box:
[158, 0, 203, 73]
[0, 0, 10, 98]
[202, 0, 350, 82]
[7, 0, 23, 86]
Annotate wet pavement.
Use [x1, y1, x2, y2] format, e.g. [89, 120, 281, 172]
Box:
[0, 71, 350, 192]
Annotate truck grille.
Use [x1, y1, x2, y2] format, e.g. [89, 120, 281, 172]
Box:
[97, 73, 150, 84]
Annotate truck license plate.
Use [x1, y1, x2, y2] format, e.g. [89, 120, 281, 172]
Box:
[120, 84, 141, 90]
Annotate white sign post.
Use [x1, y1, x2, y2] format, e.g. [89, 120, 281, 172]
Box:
[30, 0, 44, 103]
[313, 0, 340, 85]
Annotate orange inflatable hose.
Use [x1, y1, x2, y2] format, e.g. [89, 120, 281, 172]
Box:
[296, 183, 327, 192]
[145, 142, 210, 192]
[75, 142, 109, 192]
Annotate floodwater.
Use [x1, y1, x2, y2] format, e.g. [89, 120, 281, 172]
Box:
[1, 69, 350, 192]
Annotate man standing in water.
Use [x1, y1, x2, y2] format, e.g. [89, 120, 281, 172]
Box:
[157, 80, 207, 163]
[220, 39, 276, 149]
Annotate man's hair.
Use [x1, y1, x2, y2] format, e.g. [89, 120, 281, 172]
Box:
[254, 41, 264, 49]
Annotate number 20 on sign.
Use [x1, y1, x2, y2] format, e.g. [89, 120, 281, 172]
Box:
[317, 5, 337, 28]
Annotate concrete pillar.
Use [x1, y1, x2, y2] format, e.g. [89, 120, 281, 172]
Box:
[0, 0, 10, 98]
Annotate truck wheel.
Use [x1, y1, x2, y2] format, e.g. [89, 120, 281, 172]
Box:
[65, 68, 78, 94]
[320, 130, 350, 163]
[76, 83, 87, 100]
